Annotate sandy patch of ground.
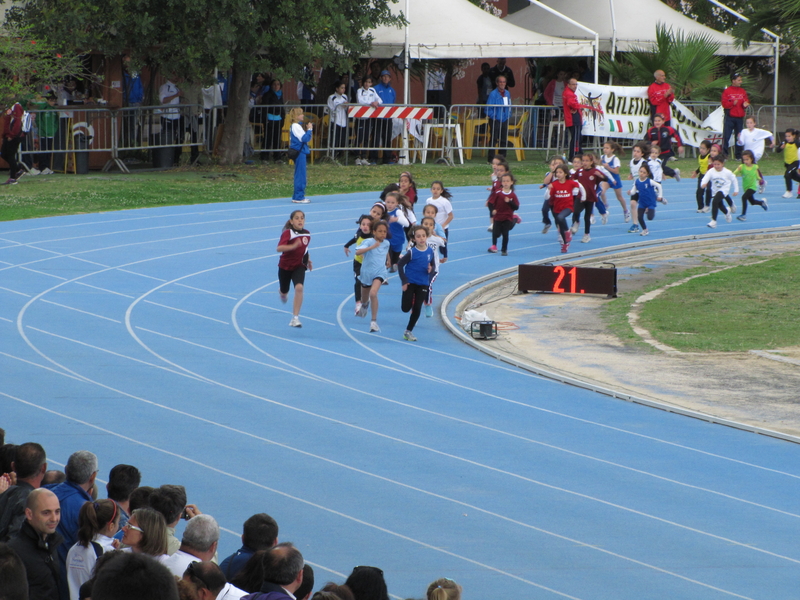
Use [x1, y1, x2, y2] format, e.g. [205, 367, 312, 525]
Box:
[463, 234, 800, 438]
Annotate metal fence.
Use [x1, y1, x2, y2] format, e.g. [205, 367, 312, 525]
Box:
[755, 105, 799, 138]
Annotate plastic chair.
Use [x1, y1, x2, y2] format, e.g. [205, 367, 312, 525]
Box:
[506, 111, 529, 161]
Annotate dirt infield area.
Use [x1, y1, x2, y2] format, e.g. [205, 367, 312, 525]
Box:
[462, 232, 800, 439]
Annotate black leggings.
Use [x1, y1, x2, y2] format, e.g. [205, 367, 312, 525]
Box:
[573, 201, 593, 234]
[711, 191, 731, 220]
[491, 220, 515, 252]
[695, 176, 711, 208]
[637, 206, 655, 229]
[740, 189, 765, 216]
[542, 199, 552, 225]
[402, 283, 429, 332]
[1, 138, 21, 179]
[353, 261, 362, 303]
[660, 156, 676, 178]
[554, 208, 572, 241]
[784, 162, 800, 192]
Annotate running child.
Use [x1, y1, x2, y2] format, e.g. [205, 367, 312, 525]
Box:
[706, 143, 735, 211]
[779, 129, 800, 198]
[546, 164, 585, 253]
[425, 181, 453, 259]
[487, 172, 520, 255]
[369, 201, 387, 222]
[600, 142, 629, 220]
[356, 220, 391, 332]
[398, 171, 418, 205]
[486, 159, 509, 231]
[646, 145, 672, 206]
[570, 153, 607, 242]
[628, 163, 662, 236]
[397, 225, 436, 341]
[590, 152, 610, 223]
[644, 113, 682, 180]
[701, 156, 739, 228]
[733, 150, 768, 221]
[421, 204, 447, 240]
[690, 140, 712, 213]
[419, 216, 446, 317]
[276, 210, 312, 328]
[344, 214, 374, 316]
[384, 191, 410, 271]
[540, 157, 565, 234]
[738, 116, 774, 164]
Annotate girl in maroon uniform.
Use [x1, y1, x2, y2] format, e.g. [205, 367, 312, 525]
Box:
[570, 154, 607, 243]
[276, 210, 312, 328]
[547, 165, 585, 253]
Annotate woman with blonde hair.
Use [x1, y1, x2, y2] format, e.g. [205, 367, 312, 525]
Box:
[289, 107, 313, 204]
[426, 577, 461, 600]
[121, 507, 169, 560]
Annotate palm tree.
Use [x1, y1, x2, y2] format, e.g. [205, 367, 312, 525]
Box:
[600, 23, 729, 101]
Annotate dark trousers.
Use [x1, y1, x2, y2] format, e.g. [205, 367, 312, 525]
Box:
[696, 177, 711, 209]
[554, 208, 572, 241]
[722, 114, 743, 159]
[491, 219, 515, 252]
[488, 119, 508, 161]
[573, 201, 593, 234]
[1, 138, 21, 178]
[566, 121, 582, 161]
[402, 283, 429, 332]
[38, 137, 54, 170]
[160, 117, 185, 166]
[637, 206, 655, 229]
[541, 199, 552, 225]
[355, 119, 377, 161]
[740, 189, 765, 216]
[784, 161, 800, 192]
[711, 191, 731, 220]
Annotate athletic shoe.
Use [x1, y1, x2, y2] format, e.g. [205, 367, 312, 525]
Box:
[758, 180, 766, 194]
[624, 211, 631, 223]
[640, 229, 650, 236]
[289, 316, 302, 328]
[725, 211, 732, 223]
[40, 167, 54, 175]
[696, 208, 705, 213]
[700, 206, 711, 213]
[279, 292, 288, 304]
[729, 203, 736, 213]
[292, 198, 311, 204]
[673, 168, 681, 182]
[16, 171, 26, 179]
[369, 321, 380, 332]
[560, 243, 568, 253]
[389, 264, 398, 273]
[354, 301, 362, 316]
[601, 213, 608, 225]
[737, 215, 747, 221]
[590, 215, 596, 224]
[513, 214, 522, 224]
[2, 178, 17, 185]
[707, 219, 717, 228]
[581, 234, 590, 243]
[541, 224, 551, 234]
[358, 302, 369, 317]
[27, 168, 41, 176]
[570, 222, 579, 234]
[487, 225, 493, 232]
[565, 231, 572, 244]
[425, 304, 433, 318]
[403, 330, 417, 341]
[628, 224, 640, 233]
[501, 251, 508, 256]
[782, 191, 793, 198]
[762, 199, 769, 211]
[487, 245, 498, 253]
[355, 158, 364, 166]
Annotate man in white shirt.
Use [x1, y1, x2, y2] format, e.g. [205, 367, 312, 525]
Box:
[158, 78, 185, 166]
[183, 561, 247, 600]
[162, 514, 219, 577]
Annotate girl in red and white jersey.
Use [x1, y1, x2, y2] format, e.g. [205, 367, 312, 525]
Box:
[277, 210, 312, 328]
[546, 164, 585, 253]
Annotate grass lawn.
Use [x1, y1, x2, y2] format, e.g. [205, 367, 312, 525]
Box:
[634, 255, 800, 352]
[0, 151, 789, 222]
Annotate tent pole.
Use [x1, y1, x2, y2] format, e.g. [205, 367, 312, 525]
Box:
[704, 0, 780, 135]
[608, 0, 617, 84]
[525, 0, 598, 75]
[401, 0, 411, 165]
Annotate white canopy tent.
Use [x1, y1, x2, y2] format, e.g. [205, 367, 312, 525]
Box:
[504, 0, 774, 57]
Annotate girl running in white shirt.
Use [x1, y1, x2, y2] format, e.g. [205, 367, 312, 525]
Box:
[701, 156, 739, 229]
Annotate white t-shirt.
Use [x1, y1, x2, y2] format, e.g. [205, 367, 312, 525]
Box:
[701, 167, 739, 196]
[66, 535, 117, 600]
[159, 81, 181, 119]
[425, 196, 453, 227]
[738, 128, 772, 161]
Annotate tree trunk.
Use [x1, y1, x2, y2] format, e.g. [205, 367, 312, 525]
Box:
[217, 66, 252, 165]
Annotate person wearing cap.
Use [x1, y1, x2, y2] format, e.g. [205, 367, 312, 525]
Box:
[373, 69, 397, 164]
[721, 73, 750, 160]
[647, 70, 674, 126]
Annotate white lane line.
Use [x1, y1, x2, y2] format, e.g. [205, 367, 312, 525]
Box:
[39, 300, 122, 323]
[0, 286, 31, 297]
[0, 316, 13, 323]
[0, 390, 587, 600]
[74, 282, 136, 299]
[142, 300, 229, 325]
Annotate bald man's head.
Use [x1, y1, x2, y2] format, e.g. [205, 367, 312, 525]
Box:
[25, 488, 60, 538]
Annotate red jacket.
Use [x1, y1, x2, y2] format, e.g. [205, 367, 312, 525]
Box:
[2, 103, 23, 141]
[721, 85, 749, 118]
[647, 81, 674, 120]
[548, 180, 584, 213]
[562, 86, 585, 128]
[488, 190, 520, 222]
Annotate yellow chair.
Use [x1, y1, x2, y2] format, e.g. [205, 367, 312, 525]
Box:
[506, 110, 529, 162]
[249, 122, 264, 150]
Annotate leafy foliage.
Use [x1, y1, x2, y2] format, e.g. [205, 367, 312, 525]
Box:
[600, 23, 733, 100]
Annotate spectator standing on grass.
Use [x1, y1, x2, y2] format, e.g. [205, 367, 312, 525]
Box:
[159, 78, 185, 166]
[647, 70, 674, 125]
[485, 76, 511, 162]
[289, 108, 313, 204]
[220, 513, 278, 580]
[721, 73, 750, 160]
[162, 515, 219, 577]
[0, 442, 47, 542]
[563, 78, 602, 161]
[8, 488, 64, 600]
[373, 70, 397, 164]
[1, 103, 25, 185]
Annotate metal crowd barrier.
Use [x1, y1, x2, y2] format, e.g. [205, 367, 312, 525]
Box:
[755, 105, 796, 138]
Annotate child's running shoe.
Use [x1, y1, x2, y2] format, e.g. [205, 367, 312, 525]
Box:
[762, 199, 769, 210]
[623, 211, 631, 222]
[369, 321, 380, 332]
[541, 223, 551, 234]
[640, 229, 650, 236]
[628, 224, 640, 233]
[403, 330, 417, 341]
[601, 213, 608, 225]
[737, 215, 747, 221]
[354, 301, 362, 316]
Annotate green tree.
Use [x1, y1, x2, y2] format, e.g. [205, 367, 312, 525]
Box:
[7, 0, 402, 163]
[0, 24, 85, 107]
[600, 23, 729, 100]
